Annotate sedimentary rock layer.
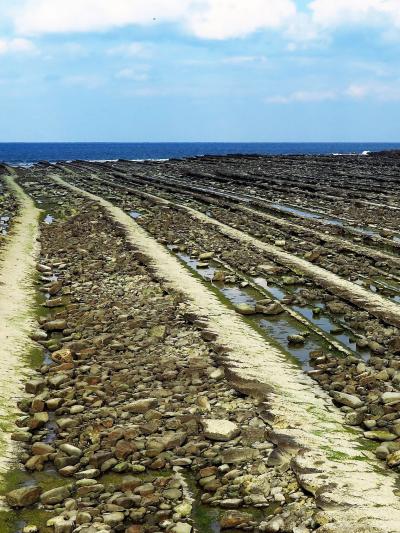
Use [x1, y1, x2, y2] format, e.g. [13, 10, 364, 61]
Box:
[53, 175, 400, 532]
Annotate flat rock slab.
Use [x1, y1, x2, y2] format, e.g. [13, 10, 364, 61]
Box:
[202, 419, 240, 441]
[123, 398, 158, 413]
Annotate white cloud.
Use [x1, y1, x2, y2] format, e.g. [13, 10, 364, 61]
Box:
[182, 55, 268, 67]
[309, 0, 400, 28]
[266, 89, 337, 103]
[221, 55, 268, 64]
[284, 12, 327, 48]
[13, 0, 297, 39]
[186, 0, 297, 39]
[267, 81, 400, 104]
[62, 74, 104, 89]
[115, 67, 149, 81]
[0, 37, 37, 54]
[345, 83, 369, 98]
[107, 42, 151, 57]
[14, 0, 192, 34]
[9, 0, 400, 42]
[345, 81, 400, 100]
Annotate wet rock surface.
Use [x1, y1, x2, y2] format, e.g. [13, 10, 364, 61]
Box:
[4, 154, 400, 532]
[2, 177, 318, 532]
[29, 160, 400, 460]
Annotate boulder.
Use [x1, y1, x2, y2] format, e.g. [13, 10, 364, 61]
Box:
[389, 336, 400, 354]
[124, 398, 158, 413]
[212, 270, 225, 282]
[32, 442, 55, 455]
[59, 443, 83, 457]
[40, 485, 70, 505]
[51, 348, 73, 364]
[220, 511, 253, 529]
[364, 430, 397, 442]
[172, 523, 192, 533]
[46, 513, 76, 533]
[37, 263, 52, 273]
[25, 379, 46, 395]
[6, 486, 42, 508]
[199, 252, 214, 260]
[288, 334, 306, 344]
[331, 391, 363, 409]
[202, 419, 240, 441]
[221, 447, 260, 464]
[43, 319, 67, 331]
[326, 301, 347, 314]
[387, 450, 400, 467]
[234, 303, 256, 316]
[382, 392, 400, 405]
[259, 302, 284, 315]
[103, 512, 125, 527]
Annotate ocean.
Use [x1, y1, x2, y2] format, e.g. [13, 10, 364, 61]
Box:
[1, 142, 400, 165]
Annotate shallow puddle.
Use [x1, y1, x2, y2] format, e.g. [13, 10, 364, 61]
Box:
[129, 210, 142, 219]
[185, 473, 272, 533]
[172, 249, 354, 370]
[270, 201, 400, 245]
[253, 277, 286, 300]
[252, 276, 370, 359]
[271, 202, 323, 220]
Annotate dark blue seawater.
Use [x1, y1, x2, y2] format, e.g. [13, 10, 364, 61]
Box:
[1, 142, 400, 165]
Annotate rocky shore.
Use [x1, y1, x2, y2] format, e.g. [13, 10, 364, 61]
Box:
[2, 153, 400, 532]
[6, 195, 316, 532]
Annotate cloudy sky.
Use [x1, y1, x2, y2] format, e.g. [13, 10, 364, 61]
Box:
[1, 0, 400, 141]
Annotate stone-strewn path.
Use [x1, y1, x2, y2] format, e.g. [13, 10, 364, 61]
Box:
[0, 174, 40, 476]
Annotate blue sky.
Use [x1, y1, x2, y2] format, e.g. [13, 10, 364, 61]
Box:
[1, 0, 400, 141]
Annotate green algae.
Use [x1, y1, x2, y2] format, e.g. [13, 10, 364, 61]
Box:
[0, 507, 56, 533]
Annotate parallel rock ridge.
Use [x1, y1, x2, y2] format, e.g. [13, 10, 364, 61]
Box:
[0, 173, 40, 475]
[50, 175, 400, 532]
[2, 154, 400, 533]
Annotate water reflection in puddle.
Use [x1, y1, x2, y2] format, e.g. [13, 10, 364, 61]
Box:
[271, 202, 400, 244]
[130, 210, 142, 219]
[271, 202, 322, 220]
[220, 286, 255, 306]
[253, 276, 286, 300]
[171, 249, 358, 370]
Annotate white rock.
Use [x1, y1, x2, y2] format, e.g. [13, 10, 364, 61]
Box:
[202, 419, 240, 441]
[260, 517, 285, 532]
[382, 392, 400, 404]
[172, 522, 192, 533]
[103, 512, 124, 527]
[209, 368, 224, 380]
[60, 443, 83, 457]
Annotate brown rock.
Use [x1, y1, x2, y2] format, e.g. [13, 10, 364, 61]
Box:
[389, 337, 400, 354]
[51, 348, 73, 364]
[120, 476, 143, 492]
[6, 486, 42, 508]
[220, 511, 253, 529]
[32, 442, 55, 455]
[43, 319, 67, 331]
